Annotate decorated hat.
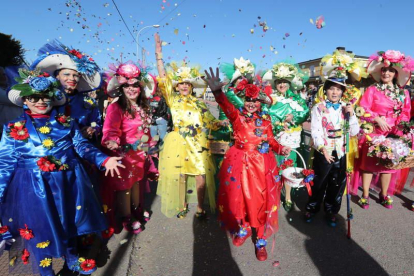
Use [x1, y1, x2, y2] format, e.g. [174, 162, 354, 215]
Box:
[166, 61, 207, 97]
[231, 78, 272, 106]
[105, 61, 157, 98]
[220, 57, 255, 84]
[367, 50, 414, 87]
[291, 68, 310, 91]
[8, 68, 66, 107]
[31, 40, 101, 92]
[262, 61, 299, 88]
[320, 50, 368, 82]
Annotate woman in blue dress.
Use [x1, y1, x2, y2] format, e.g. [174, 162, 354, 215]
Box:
[0, 69, 124, 276]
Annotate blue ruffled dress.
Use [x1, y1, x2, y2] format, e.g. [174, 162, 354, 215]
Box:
[0, 109, 107, 263]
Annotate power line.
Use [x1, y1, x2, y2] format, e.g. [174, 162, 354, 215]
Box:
[111, 0, 139, 47]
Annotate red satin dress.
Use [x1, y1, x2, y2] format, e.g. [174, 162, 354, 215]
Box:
[215, 93, 283, 239]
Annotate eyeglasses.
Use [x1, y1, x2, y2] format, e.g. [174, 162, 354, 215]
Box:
[25, 96, 52, 103]
[122, 83, 141, 88]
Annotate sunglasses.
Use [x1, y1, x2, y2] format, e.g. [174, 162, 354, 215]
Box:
[25, 96, 52, 103]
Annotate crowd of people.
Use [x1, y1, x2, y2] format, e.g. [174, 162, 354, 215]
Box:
[0, 32, 413, 275]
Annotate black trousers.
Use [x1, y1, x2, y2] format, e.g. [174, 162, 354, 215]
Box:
[306, 150, 346, 215]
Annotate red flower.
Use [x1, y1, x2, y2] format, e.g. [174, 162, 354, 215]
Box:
[337, 66, 344, 71]
[57, 116, 67, 123]
[9, 122, 30, 141]
[88, 57, 94, 61]
[302, 169, 314, 176]
[245, 84, 260, 99]
[69, 49, 83, 59]
[21, 249, 30, 265]
[235, 79, 249, 93]
[43, 72, 50, 77]
[283, 159, 294, 167]
[0, 226, 9, 234]
[80, 259, 96, 272]
[19, 224, 34, 240]
[102, 227, 115, 239]
[37, 157, 57, 172]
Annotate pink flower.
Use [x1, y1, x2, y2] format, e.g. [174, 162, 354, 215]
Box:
[383, 60, 391, 67]
[117, 64, 140, 78]
[384, 50, 404, 63]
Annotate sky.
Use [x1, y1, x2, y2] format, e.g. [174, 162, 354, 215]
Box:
[2, 0, 414, 74]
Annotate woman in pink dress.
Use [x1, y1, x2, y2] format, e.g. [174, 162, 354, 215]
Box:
[101, 62, 158, 234]
[352, 50, 414, 209]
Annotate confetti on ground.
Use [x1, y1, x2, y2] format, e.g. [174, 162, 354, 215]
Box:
[120, 239, 128, 245]
[272, 261, 280, 267]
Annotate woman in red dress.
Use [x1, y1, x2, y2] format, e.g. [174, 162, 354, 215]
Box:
[204, 68, 291, 261]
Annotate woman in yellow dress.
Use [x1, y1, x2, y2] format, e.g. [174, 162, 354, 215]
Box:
[154, 33, 221, 218]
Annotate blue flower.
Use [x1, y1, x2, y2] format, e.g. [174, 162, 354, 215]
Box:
[54, 90, 64, 100]
[238, 228, 248, 238]
[30, 77, 52, 91]
[255, 238, 267, 249]
[230, 176, 236, 182]
[73, 56, 100, 76]
[304, 175, 314, 183]
[257, 141, 269, 154]
[255, 119, 263, 127]
[274, 175, 281, 182]
[254, 128, 263, 137]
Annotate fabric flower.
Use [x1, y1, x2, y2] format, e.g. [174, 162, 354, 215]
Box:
[29, 77, 52, 91]
[234, 57, 254, 74]
[237, 227, 248, 238]
[234, 79, 249, 93]
[19, 225, 34, 240]
[383, 50, 404, 63]
[102, 228, 115, 239]
[37, 157, 57, 172]
[42, 138, 55, 149]
[254, 128, 263, 137]
[80, 259, 96, 272]
[255, 238, 267, 249]
[39, 126, 51, 134]
[0, 226, 9, 234]
[39, 258, 52, 268]
[8, 121, 29, 141]
[245, 84, 260, 99]
[21, 249, 30, 265]
[255, 119, 263, 127]
[257, 141, 270, 154]
[36, 241, 50, 249]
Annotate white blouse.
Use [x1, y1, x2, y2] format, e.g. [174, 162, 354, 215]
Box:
[311, 101, 360, 159]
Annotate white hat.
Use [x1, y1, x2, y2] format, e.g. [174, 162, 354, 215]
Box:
[32, 41, 101, 92]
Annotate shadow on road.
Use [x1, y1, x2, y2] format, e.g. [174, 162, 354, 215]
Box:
[286, 191, 389, 276]
[192, 215, 243, 276]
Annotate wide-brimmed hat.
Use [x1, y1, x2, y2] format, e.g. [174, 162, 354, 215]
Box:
[291, 68, 310, 91]
[8, 68, 66, 107]
[262, 62, 299, 89]
[320, 50, 368, 82]
[105, 61, 157, 98]
[166, 62, 207, 97]
[31, 40, 101, 92]
[220, 57, 255, 84]
[367, 50, 414, 87]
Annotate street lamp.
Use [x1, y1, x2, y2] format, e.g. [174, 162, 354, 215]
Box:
[136, 24, 160, 60]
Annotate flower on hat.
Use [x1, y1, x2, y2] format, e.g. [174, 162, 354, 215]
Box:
[383, 50, 405, 63]
[234, 57, 254, 74]
[176, 67, 192, 80]
[272, 63, 297, 79]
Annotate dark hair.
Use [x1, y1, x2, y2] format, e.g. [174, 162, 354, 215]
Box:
[324, 82, 346, 93]
[117, 83, 150, 119]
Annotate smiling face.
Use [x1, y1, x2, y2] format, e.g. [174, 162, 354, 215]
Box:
[56, 69, 80, 94]
[244, 99, 261, 113]
[121, 82, 141, 102]
[23, 95, 53, 114]
[275, 79, 290, 94]
[380, 67, 397, 85]
[325, 83, 344, 103]
[176, 82, 192, 96]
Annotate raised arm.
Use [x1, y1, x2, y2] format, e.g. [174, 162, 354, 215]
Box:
[204, 67, 239, 122]
[154, 33, 166, 78]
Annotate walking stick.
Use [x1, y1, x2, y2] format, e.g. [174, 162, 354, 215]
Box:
[344, 109, 352, 239]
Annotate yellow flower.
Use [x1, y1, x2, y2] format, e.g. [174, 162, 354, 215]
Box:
[39, 258, 52, 268]
[366, 135, 372, 142]
[42, 138, 55, 149]
[78, 257, 86, 263]
[39, 126, 51, 134]
[36, 241, 50, 249]
[271, 205, 278, 212]
[14, 122, 23, 127]
[9, 256, 17, 266]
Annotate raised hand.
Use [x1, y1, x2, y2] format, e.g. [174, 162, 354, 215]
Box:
[204, 67, 224, 94]
[104, 157, 126, 177]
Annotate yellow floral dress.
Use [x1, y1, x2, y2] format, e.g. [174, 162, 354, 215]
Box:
[156, 77, 219, 217]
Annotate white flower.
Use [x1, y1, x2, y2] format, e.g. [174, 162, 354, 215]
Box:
[234, 57, 254, 74]
[91, 122, 97, 128]
[177, 67, 192, 80]
[274, 65, 293, 78]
